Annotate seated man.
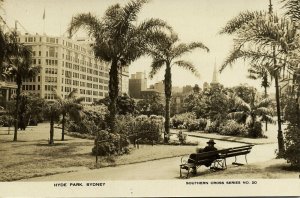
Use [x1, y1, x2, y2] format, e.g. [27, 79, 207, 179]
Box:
[201, 139, 219, 167]
[188, 139, 219, 174]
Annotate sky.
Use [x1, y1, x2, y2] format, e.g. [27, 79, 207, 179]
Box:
[1, 0, 283, 92]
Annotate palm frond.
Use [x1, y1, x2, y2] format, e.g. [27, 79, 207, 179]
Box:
[255, 107, 273, 116]
[68, 13, 102, 38]
[220, 11, 261, 34]
[256, 97, 272, 108]
[172, 42, 209, 59]
[67, 88, 79, 99]
[281, 0, 300, 21]
[122, 0, 148, 24]
[137, 18, 172, 32]
[173, 60, 200, 78]
[149, 58, 165, 79]
[227, 111, 246, 120]
[245, 115, 253, 126]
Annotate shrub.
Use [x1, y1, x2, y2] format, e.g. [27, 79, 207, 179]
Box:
[116, 115, 164, 145]
[283, 98, 300, 169]
[171, 112, 196, 129]
[177, 130, 187, 144]
[247, 121, 263, 138]
[132, 115, 164, 144]
[219, 120, 247, 136]
[186, 119, 199, 131]
[0, 115, 14, 127]
[206, 121, 220, 133]
[92, 130, 130, 156]
[66, 105, 108, 135]
[198, 118, 207, 130]
[186, 118, 207, 131]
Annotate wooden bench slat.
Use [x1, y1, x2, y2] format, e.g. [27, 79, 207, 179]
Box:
[180, 144, 254, 178]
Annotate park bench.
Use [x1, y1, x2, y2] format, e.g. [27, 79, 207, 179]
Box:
[179, 144, 254, 178]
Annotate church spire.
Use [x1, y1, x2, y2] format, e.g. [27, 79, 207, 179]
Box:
[211, 60, 218, 84]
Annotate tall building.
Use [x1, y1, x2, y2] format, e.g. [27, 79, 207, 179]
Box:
[0, 81, 16, 108]
[153, 81, 164, 93]
[118, 66, 129, 95]
[16, 33, 117, 104]
[129, 72, 147, 98]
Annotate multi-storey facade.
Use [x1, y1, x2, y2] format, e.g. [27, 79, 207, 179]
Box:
[129, 72, 147, 98]
[17, 33, 113, 104]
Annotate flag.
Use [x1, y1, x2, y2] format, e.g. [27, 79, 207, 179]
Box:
[43, 8, 45, 20]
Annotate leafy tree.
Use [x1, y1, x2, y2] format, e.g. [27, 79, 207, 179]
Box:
[136, 93, 165, 116]
[182, 91, 207, 118]
[116, 93, 135, 115]
[68, 0, 170, 133]
[147, 31, 209, 142]
[54, 89, 84, 141]
[96, 93, 135, 115]
[6, 32, 40, 141]
[204, 85, 229, 123]
[232, 85, 257, 104]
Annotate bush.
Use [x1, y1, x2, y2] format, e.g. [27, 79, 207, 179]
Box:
[177, 130, 187, 144]
[171, 112, 196, 129]
[283, 98, 300, 169]
[66, 105, 108, 135]
[0, 115, 14, 127]
[219, 120, 247, 136]
[186, 118, 207, 131]
[247, 121, 263, 138]
[92, 130, 130, 156]
[132, 115, 164, 144]
[206, 121, 220, 133]
[198, 118, 207, 130]
[116, 115, 164, 145]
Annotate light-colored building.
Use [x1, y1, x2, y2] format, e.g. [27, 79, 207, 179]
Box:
[153, 81, 164, 93]
[129, 72, 147, 98]
[16, 33, 114, 104]
[0, 81, 17, 108]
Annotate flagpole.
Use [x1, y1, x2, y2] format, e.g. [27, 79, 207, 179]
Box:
[43, 8, 45, 35]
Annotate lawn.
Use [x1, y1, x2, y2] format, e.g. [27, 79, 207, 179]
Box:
[1, 123, 299, 181]
[0, 123, 196, 181]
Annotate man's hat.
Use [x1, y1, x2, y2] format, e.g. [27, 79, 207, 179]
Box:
[207, 139, 216, 145]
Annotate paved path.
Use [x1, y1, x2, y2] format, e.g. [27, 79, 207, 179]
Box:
[21, 136, 277, 181]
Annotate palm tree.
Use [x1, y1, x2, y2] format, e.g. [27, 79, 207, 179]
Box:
[44, 101, 61, 145]
[228, 93, 273, 137]
[53, 89, 84, 141]
[67, 0, 170, 132]
[248, 63, 272, 131]
[146, 31, 209, 142]
[6, 32, 40, 141]
[219, 10, 299, 154]
[0, 30, 10, 79]
[282, 0, 300, 22]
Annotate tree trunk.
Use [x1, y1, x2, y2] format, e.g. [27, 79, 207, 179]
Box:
[61, 112, 65, 141]
[49, 116, 54, 145]
[13, 83, 21, 141]
[264, 85, 268, 131]
[164, 63, 172, 143]
[274, 72, 285, 155]
[108, 59, 119, 133]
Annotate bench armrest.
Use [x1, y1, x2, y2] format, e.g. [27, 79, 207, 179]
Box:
[181, 155, 191, 164]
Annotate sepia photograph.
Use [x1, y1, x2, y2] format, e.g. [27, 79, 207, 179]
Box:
[0, 0, 300, 197]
